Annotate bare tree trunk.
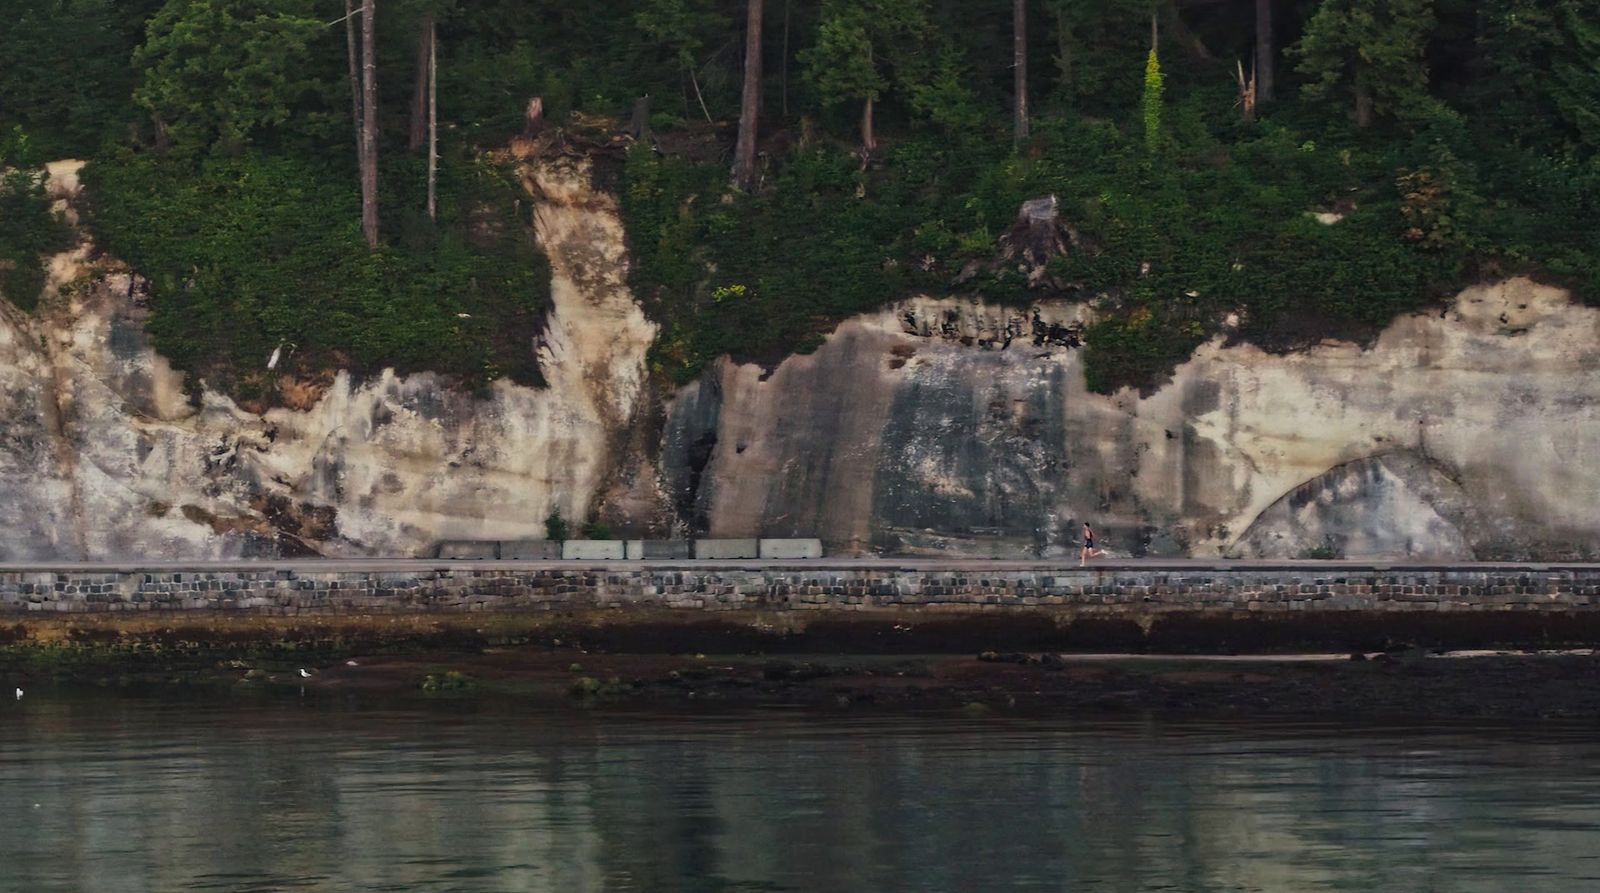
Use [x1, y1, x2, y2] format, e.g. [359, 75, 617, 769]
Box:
[861, 94, 875, 154]
[1013, 0, 1028, 145]
[1255, 0, 1273, 103]
[731, 0, 763, 191]
[689, 67, 713, 123]
[1235, 59, 1256, 122]
[344, 0, 362, 154]
[360, 0, 379, 250]
[1354, 82, 1372, 129]
[426, 16, 437, 222]
[409, 13, 433, 152]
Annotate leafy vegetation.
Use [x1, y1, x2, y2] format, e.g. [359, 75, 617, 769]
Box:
[85, 149, 548, 400]
[0, 129, 75, 311]
[0, 0, 1596, 396]
[544, 508, 570, 543]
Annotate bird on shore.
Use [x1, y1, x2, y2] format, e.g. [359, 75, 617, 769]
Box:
[298, 668, 312, 679]
[14, 688, 21, 700]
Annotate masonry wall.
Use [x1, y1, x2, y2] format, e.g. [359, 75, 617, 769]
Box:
[3, 565, 1598, 615]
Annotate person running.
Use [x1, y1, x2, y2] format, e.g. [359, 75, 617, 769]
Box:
[1080, 522, 1103, 566]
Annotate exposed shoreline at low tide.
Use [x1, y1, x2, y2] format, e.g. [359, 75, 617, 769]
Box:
[5, 633, 1599, 721]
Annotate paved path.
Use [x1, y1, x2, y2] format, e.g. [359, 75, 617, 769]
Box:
[0, 558, 1594, 573]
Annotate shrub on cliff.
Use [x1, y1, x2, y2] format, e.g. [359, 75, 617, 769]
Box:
[0, 130, 75, 311]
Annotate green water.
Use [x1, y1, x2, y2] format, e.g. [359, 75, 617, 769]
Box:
[2, 693, 1598, 891]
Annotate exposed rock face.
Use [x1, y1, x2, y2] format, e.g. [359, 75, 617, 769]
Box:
[0, 157, 657, 559]
[668, 278, 1600, 559]
[2, 160, 1595, 560]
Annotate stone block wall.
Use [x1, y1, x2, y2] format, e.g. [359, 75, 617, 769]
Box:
[1, 565, 1598, 616]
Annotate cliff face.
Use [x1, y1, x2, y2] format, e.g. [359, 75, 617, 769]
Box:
[0, 157, 656, 559]
[1, 160, 1595, 560]
[666, 278, 1600, 560]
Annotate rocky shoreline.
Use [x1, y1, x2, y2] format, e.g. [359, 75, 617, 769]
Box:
[6, 605, 1600, 719]
[7, 642, 1599, 721]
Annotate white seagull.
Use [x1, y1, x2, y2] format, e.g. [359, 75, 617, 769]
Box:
[14, 688, 21, 700]
[298, 669, 312, 679]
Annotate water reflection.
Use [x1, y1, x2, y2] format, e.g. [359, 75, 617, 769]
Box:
[3, 696, 1600, 892]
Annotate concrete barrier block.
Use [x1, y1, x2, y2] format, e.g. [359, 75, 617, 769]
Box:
[499, 540, 562, 560]
[436, 541, 499, 560]
[693, 538, 760, 560]
[623, 540, 645, 559]
[562, 540, 627, 560]
[639, 540, 692, 559]
[759, 538, 823, 559]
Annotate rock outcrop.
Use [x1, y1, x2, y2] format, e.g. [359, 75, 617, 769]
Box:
[667, 279, 1600, 560]
[1, 160, 1595, 560]
[0, 157, 657, 559]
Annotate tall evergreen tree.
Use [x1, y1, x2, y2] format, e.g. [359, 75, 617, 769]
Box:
[803, 1, 890, 151]
[133, 0, 325, 153]
[635, 0, 730, 123]
[1042, 0, 1150, 111]
[1474, 0, 1600, 154]
[1290, 0, 1436, 129]
[803, 0, 977, 152]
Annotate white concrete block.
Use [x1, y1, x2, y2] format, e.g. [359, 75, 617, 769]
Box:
[759, 538, 823, 559]
[562, 540, 626, 560]
[693, 538, 760, 559]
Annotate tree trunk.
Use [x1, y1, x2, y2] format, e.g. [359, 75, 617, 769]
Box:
[1354, 84, 1372, 128]
[780, 0, 790, 117]
[731, 0, 763, 191]
[1254, 0, 1273, 103]
[1235, 59, 1256, 122]
[344, 0, 362, 155]
[861, 94, 876, 154]
[409, 13, 433, 152]
[360, 0, 379, 250]
[1013, 0, 1029, 145]
[689, 67, 713, 122]
[426, 16, 437, 222]
[629, 95, 652, 141]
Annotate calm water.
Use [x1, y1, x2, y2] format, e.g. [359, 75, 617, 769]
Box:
[2, 694, 1599, 892]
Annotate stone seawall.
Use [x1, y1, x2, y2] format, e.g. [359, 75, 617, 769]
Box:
[4, 564, 1599, 615]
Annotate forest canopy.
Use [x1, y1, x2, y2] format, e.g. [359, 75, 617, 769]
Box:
[1, 0, 1597, 395]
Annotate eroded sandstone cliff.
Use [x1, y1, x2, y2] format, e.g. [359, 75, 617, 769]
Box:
[1, 158, 1595, 560]
[0, 157, 656, 558]
[666, 279, 1600, 560]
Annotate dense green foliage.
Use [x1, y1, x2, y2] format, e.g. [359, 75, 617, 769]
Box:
[0, 130, 75, 311]
[1291, 0, 1438, 127]
[1, 0, 1597, 395]
[86, 150, 548, 399]
[133, 0, 331, 155]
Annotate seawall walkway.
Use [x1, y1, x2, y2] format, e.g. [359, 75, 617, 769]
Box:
[4, 560, 1600, 651]
[0, 559, 1594, 614]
